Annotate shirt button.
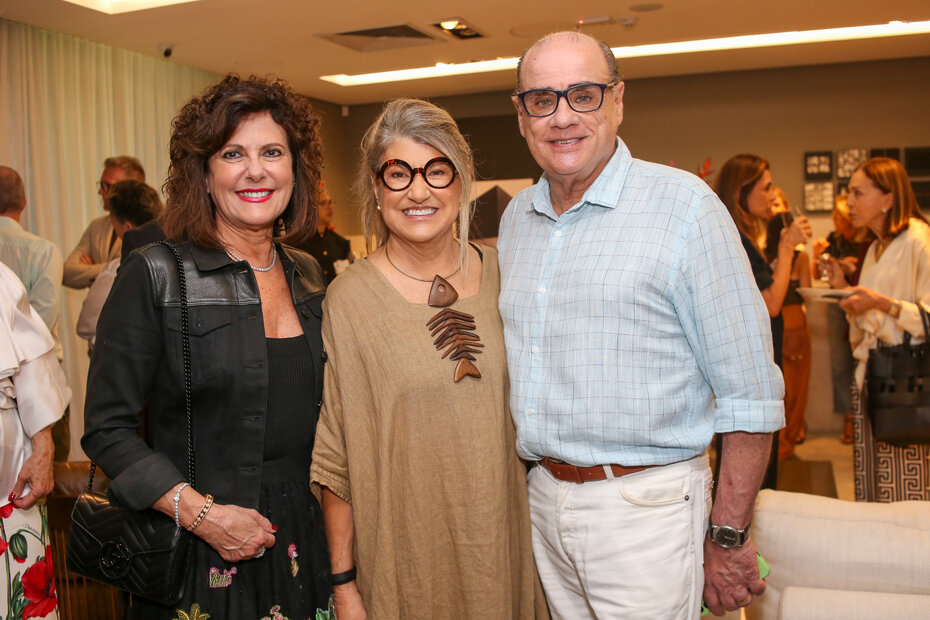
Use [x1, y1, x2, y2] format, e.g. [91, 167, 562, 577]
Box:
[554, 230, 562, 237]
[538, 286, 546, 294]
[525, 408, 534, 416]
[531, 346, 540, 354]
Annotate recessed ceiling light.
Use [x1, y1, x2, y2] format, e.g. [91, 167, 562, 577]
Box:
[61, 0, 200, 15]
[432, 18, 483, 40]
[321, 20, 930, 87]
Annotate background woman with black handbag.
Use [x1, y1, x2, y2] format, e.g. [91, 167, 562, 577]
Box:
[823, 157, 930, 502]
[81, 75, 333, 618]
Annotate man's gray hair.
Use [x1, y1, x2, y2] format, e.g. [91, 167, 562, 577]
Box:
[516, 31, 621, 91]
[103, 155, 146, 182]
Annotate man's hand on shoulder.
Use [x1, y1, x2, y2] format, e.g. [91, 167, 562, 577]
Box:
[702, 536, 765, 616]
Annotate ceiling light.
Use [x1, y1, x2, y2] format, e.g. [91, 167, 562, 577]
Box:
[432, 18, 483, 40]
[61, 0, 201, 14]
[577, 16, 612, 27]
[321, 20, 930, 87]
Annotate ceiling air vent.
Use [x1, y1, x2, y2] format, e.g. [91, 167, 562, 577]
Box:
[317, 24, 443, 53]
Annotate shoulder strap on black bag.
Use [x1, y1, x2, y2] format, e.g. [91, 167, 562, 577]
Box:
[87, 241, 195, 490]
[919, 302, 930, 343]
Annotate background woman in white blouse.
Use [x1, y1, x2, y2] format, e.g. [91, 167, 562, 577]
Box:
[825, 157, 930, 501]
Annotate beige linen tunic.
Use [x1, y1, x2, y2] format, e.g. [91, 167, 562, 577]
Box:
[311, 247, 545, 619]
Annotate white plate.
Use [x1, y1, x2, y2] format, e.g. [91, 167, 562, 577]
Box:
[796, 287, 851, 302]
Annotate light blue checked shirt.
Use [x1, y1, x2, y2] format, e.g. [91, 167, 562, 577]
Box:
[498, 139, 785, 466]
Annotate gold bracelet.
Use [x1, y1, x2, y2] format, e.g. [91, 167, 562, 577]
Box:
[186, 494, 214, 532]
[889, 300, 902, 319]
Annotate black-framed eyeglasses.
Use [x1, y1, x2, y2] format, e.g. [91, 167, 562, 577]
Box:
[377, 157, 457, 191]
[515, 82, 618, 118]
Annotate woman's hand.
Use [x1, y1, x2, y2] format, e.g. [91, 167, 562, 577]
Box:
[823, 255, 849, 289]
[780, 217, 812, 251]
[11, 427, 54, 509]
[333, 582, 369, 620]
[838, 286, 892, 315]
[193, 503, 277, 563]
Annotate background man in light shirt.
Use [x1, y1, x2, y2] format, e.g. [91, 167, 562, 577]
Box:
[497, 31, 785, 619]
[77, 179, 161, 350]
[0, 165, 69, 460]
[63, 155, 145, 289]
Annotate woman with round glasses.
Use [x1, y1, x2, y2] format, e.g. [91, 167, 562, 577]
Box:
[311, 98, 546, 619]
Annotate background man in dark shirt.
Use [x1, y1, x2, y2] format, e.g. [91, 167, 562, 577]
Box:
[296, 186, 351, 285]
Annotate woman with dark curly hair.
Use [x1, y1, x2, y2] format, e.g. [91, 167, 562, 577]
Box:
[82, 74, 333, 619]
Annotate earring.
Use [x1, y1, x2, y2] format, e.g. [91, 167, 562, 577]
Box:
[882, 207, 889, 213]
[376, 204, 381, 211]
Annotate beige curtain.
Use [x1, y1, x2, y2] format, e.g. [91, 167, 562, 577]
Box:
[0, 18, 219, 458]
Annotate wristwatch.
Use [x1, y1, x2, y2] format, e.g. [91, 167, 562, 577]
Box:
[888, 300, 902, 319]
[708, 521, 751, 548]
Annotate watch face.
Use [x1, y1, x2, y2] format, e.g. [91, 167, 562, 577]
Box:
[714, 526, 740, 547]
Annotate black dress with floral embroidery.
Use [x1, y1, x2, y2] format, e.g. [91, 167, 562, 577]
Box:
[130, 336, 332, 620]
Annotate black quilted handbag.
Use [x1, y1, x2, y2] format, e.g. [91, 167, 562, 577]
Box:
[67, 242, 195, 604]
[865, 303, 930, 446]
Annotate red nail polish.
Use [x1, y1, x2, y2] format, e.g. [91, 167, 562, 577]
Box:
[8, 493, 15, 502]
[272, 525, 279, 532]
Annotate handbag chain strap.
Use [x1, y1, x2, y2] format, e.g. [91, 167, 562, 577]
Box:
[88, 241, 195, 490]
[919, 303, 930, 343]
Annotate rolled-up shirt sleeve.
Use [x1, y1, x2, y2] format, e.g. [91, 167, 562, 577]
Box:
[309, 296, 351, 504]
[672, 193, 785, 434]
[81, 254, 184, 510]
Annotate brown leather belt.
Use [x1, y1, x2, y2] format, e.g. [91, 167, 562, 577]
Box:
[539, 458, 652, 483]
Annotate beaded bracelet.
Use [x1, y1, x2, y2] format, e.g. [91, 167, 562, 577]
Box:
[172, 482, 190, 528]
[187, 493, 214, 532]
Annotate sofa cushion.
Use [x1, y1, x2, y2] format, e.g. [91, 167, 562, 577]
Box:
[746, 489, 930, 620]
[778, 586, 930, 620]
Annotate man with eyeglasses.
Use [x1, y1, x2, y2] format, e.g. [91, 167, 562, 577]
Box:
[497, 31, 784, 618]
[294, 184, 353, 285]
[63, 155, 145, 289]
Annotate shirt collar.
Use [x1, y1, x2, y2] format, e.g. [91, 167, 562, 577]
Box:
[0, 216, 22, 230]
[187, 240, 300, 281]
[529, 138, 633, 220]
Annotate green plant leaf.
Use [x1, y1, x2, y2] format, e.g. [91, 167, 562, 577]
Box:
[11, 572, 23, 599]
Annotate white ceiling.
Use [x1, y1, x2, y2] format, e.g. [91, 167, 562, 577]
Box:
[2, 0, 930, 105]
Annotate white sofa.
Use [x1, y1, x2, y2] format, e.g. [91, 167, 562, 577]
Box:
[746, 489, 930, 620]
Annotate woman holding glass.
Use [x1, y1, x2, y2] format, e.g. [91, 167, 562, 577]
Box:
[765, 188, 812, 459]
[715, 154, 811, 485]
[311, 98, 545, 619]
[824, 157, 930, 501]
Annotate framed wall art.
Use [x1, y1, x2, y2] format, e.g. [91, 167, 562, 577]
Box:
[836, 148, 868, 179]
[803, 181, 834, 212]
[804, 151, 832, 181]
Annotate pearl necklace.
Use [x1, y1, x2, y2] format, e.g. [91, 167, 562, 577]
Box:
[224, 245, 277, 272]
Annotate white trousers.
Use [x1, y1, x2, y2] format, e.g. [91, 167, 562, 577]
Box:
[528, 454, 712, 620]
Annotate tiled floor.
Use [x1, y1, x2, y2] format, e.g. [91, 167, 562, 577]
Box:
[794, 433, 854, 500]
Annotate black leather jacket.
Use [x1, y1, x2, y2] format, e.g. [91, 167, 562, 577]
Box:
[82, 241, 325, 511]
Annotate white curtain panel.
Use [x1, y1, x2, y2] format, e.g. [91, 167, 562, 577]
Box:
[0, 18, 219, 458]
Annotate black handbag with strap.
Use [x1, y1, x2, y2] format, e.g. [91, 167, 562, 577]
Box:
[865, 302, 930, 446]
[66, 242, 195, 605]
